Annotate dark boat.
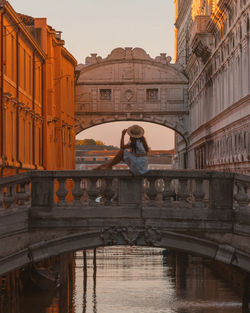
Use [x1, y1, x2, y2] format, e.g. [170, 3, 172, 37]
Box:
[29, 265, 59, 291]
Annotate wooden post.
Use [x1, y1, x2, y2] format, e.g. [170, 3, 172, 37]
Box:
[93, 248, 97, 278]
[93, 248, 97, 313]
[83, 250, 87, 313]
[83, 250, 87, 277]
[242, 274, 249, 313]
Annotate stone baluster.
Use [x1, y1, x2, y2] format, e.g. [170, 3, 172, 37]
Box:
[25, 182, 31, 204]
[146, 177, 158, 206]
[178, 178, 190, 207]
[163, 178, 174, 205]
[193, 178, 205, 208]
[56, 178, 68, 206]
[142, 178, 149, 203]
[234, 182, 249, 210]
[86, 177, 99, 206]
[72, 178, 84, 206]
[103, 177, 115, 205]
[16, 182, 30, 206]
[0, 187, 3, 208]
[3, 185, 16, 208]
[154, 178, 164, 206]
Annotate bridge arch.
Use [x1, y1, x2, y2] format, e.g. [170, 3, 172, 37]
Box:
[75, 47, 189, 144]
[1, 229, 250, 276]
[76, 119, 187, 147]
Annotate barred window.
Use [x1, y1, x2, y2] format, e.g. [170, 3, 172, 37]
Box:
[146, 89, 158, 101]
[100, 89, 111, 100]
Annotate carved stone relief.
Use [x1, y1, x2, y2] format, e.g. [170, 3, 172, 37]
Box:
[144, 226, 162, 246]
[99, 226, 163, 247]
[100, 227, 119, 246]
[124, 89, 134, 102]
[121, 226, 141, 246]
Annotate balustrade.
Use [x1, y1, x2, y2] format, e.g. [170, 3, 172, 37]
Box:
[0, 170, 249, 221]
[0, 174, 31, 209]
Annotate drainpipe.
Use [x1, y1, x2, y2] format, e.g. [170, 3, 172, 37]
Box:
[16, 29, 20, 172]
[0, 8, 5, 175]
[32, 50, 36, 168]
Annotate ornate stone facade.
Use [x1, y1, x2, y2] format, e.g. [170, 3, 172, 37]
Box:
[175, 0, 250, 173]
[75, 47, 189, 142]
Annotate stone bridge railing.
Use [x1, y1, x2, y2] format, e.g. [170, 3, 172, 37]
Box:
[0, 170, 250, 275]
[0, 170, 249, 234]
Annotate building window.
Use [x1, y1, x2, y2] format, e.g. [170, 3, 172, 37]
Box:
[100, 89, 111, 100]
[11, 35, 14, 81]
[23, 49, 26, 90]
[38, 66, 41, 101]
[3, 26, 6, 74]
[29, 55, 32, 94]
[146, 89, 158, 101]
[11, 112, 14, 160]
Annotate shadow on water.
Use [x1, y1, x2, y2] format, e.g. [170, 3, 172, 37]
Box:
[20, 289, 56, 313]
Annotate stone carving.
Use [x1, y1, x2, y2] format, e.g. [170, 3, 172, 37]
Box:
[124, 89, 134, 102]
[234, 182, 249, 207]
[144, 226, 162, 246]
[107, 47, 152, 61]
[204, 126, 249, 171]
[215, 244, 236, 264]
[132, 48, 151, 60]
[100, 227, 119, 246]
[155, 53, 172, 65]
[122, 66, 134, 80]
[107, 48, 126, 60]
[85, 53, 103, 65]
[121, 226, 140, 246]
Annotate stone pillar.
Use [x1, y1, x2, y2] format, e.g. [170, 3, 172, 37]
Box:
[209, 177, 233, 210]
[30, 172, 54, 214]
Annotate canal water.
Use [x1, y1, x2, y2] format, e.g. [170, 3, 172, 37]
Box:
[21, 247, 241, 313]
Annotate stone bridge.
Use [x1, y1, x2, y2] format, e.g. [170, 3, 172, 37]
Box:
[0, 170, 249, 276]
[75, 47, 189, 142]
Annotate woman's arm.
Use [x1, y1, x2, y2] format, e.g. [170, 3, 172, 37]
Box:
[120, 129, 127, 149]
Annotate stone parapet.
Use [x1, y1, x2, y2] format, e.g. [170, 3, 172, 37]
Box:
[0, 170, 249, 275]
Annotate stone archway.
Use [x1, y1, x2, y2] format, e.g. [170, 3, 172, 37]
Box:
[1, 228, 250, 276]
[75, 47, 189, 143]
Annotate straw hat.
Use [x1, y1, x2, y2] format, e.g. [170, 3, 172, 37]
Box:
[127, 125, 144, 138]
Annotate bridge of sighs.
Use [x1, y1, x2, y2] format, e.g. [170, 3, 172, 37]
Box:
[75, 47, 189, 143]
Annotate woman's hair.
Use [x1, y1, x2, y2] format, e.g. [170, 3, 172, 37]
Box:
[130, 136, 149, 153]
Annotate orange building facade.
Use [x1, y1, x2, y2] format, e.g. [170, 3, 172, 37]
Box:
[0, 1, 77, 176]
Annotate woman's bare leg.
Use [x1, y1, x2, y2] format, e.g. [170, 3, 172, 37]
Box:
[94, 149, 124, 170]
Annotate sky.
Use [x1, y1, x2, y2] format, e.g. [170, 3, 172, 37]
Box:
[10, 0, 176, 150]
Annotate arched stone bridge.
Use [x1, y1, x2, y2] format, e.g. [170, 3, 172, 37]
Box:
[0, 170, 249, 276]
[75, 47, 189, 141]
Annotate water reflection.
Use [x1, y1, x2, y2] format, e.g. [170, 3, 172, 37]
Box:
[18, 246, 242, 313]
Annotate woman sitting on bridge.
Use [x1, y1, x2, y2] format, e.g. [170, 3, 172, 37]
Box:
[94, 125, 149, 175]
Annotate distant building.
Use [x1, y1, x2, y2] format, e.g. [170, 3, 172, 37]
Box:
[76, 145, 174, 170]
[0, 1, 77, 176]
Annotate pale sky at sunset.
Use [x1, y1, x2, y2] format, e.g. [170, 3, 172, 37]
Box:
[10, 0, 176, 149]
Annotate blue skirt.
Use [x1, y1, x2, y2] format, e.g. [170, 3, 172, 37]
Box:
[123, 150, 148, 175]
